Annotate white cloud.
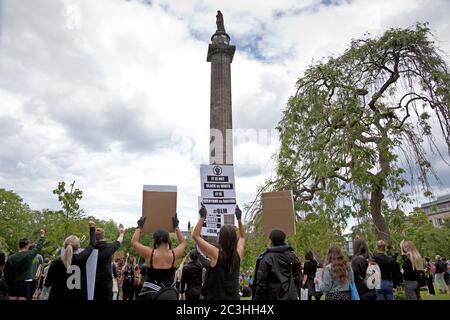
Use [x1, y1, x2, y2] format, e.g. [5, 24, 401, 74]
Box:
[0, 0, 449, 230]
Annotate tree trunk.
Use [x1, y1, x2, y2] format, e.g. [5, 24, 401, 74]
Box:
[370, 182, 390, 241]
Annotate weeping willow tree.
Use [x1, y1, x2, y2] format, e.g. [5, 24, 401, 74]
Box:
[253, 23, 450, 241]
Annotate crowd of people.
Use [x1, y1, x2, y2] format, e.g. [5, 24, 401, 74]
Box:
[0, 204, 449, 301]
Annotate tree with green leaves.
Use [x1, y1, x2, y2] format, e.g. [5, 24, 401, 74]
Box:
[0, 188, 33, 251]
[53, 181, 84, 238]
[266, 23, 450, 240]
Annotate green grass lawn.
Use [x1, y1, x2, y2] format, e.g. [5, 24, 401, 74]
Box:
[240, 285, 450, 300]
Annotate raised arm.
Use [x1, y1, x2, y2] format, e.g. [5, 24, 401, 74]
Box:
[73, 221, 96, 262]
[117, 224, 125, 244]
[192, 203, 219, 266]
[27, 229, 46, 259]
[235, 206, 245, 259]
[131, 217, 152, 260]
[171, 214, 187, 261]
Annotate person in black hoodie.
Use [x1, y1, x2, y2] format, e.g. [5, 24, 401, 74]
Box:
[93, 223, 125, 300]
[45, 221, 96, 300]
[351, 238, 376, 300]
[180, 250, 203, 300]
[253, 229, 302, 300]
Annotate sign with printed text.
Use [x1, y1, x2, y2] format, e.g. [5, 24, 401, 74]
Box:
[200, 164, 236, 237]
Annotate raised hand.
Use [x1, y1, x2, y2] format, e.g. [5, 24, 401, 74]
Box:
[118, 223, 125, 234]
[199, 202, 207, 219]
[235, 205, 242, 221]
[88, 221, 96, 228]
[172, 214, 179, 229]
[137, 217, 146, 229]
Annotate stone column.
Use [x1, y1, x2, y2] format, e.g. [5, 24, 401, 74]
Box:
[207, 26, 235, 165]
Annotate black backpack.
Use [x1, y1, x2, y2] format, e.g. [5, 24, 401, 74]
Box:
[417, 270, 427, 288]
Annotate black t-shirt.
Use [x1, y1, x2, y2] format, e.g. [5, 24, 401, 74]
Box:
[95, 241, 121, 282]
[303, 260, 318, 278]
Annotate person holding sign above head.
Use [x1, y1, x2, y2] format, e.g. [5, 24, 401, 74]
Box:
[44, 221, 96, 301]
[192, 203, 245, 300]
[131, 214, 186, 300]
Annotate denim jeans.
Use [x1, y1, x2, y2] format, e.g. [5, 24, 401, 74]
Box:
[435, 273, 447, 293]
[376, 279, 393, 300]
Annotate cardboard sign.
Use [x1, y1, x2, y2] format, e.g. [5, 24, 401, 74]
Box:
[200, 164, 236, 237]
[262, 190, 296, 236]
[142, 185, 177, 233]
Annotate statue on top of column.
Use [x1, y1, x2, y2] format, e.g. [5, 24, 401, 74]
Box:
[216, 10, 225, 31]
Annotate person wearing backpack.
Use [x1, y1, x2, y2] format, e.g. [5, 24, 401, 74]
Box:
[351, 238, 377, 300]
[424, 257, 435, 296]
[400, 240, 425, 300]
[434, 255, 448, 294]
[253, 229, 302, 300]
[131, 214, 186, 300]
[373, 240, 394, 300]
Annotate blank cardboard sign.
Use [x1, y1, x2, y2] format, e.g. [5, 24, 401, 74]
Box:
[142, 185, 177, 234]
[262, 191, 296, 237]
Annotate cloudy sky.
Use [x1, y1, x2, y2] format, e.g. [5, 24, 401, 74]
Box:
[1, 0, 450, 230]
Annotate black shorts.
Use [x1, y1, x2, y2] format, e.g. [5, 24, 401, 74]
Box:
[8, 281, 31, 298]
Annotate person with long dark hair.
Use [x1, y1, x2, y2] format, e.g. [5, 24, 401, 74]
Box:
[351, 238, 376, 300]
[315, 246, 354, 300]
[192, 203, 245, 300]
[303, 251, 319, 300]
[131, 214, 186, 300]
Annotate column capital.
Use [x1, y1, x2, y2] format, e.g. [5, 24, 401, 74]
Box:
[207, 44, 236, 62]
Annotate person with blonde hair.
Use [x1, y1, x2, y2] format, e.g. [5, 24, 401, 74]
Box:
[44, 221, 96, 300]
[400, 240, 424, 300]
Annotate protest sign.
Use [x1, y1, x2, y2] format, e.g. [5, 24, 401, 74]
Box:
[199, 164, 236, 237]
[261, 190, 296, 236]
[142, 185, 177, 233]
